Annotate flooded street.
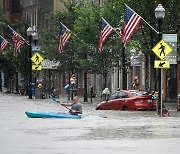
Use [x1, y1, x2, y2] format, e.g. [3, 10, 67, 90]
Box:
[0, 92, 180, 154]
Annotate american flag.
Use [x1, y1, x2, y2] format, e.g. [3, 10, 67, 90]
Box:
[0, 35, 9, 55]
[8, 26, 25, 56]
[122, 4, 142, 47]
[58, 23, 72, 54]
[98, 18, 114, 53]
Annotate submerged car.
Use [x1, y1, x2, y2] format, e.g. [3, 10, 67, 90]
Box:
[96, 90, 157, 111]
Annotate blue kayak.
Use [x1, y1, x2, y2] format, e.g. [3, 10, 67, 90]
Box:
[25, 111, 100, 119]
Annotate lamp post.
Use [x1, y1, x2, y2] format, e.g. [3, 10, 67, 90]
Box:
[32, 31, 39, 97]
[27, 27, 33, 99]
[32, 31, 38, 45]
[122, 44, 126, 90]
[155, 4, 165, 116]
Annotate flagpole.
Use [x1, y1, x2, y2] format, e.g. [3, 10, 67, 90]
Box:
[7, 25, 30, 45]
[0, 34, 9, 44]
[142, 19, 159, 34]
[124, 3, 159, 34]
[60, 22, 70, 31]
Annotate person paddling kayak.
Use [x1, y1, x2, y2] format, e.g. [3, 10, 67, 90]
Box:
[60, 96, 82, 115]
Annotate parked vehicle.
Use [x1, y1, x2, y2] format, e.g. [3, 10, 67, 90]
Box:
[96, 90, 157, 111]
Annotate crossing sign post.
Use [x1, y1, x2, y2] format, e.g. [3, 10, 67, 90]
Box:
[152, 39, 172, 117]
[152, 39, 172, 69]
[31, 52, 44, 65]
[154, 60, 170, 68]
[152, 40, 172, 60]
[32, 65, 42, 71]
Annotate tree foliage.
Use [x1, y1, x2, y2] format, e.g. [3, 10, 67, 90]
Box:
[1, 0, 179, 90]
[0, 19, 29, 84]
[41, 0, 125, 77]
[39, 0, 179, 89]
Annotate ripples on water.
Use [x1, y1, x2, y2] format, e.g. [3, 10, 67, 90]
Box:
[0, 93, 180, 153]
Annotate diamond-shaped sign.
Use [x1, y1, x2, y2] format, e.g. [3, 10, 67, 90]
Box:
[152, 40, 172, 60]
[31, 52, 44, 65]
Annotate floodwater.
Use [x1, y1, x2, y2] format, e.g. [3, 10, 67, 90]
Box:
[0, 92, 180, 154]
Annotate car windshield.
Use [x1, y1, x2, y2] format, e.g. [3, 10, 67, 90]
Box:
[129, 90, 148, 96]
[108, 92, 119, 100]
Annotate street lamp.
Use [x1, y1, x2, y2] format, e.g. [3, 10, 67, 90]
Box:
[155, 4, 165, 116]
[27, 27, 33, 99]
[32, 31, 39, 45]
[155, 4, 165, 19]
[32, 31, 39, 97]
[155, 4, 165, 40]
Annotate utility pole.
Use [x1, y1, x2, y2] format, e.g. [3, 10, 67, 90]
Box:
[122, 44, 127, 90]
[155, 4, 165, 116]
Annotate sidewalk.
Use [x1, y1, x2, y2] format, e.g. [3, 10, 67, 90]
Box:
[165, 102, 177, 109]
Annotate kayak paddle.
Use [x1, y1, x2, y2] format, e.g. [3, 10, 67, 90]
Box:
[50, 95, 71, 111]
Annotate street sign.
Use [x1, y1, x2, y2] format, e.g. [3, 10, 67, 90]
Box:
[163, 34, 177, 64]
[154, 60, 170, 69]
[32, 45, 41, 52]
[130, 55, 142, 66]
[31, 52, 44, 65]
[152, 40, 172, 60]
[32, 65, 42, 70]
[41, 59, 60, 69]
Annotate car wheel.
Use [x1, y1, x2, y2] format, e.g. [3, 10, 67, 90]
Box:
[122, 106, 128, 111]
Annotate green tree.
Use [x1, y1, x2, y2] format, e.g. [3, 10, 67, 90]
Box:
[40, 0, 179, 91]
[0, 19, 29, 91]
[124, 0, 179, 91]
[41, 0, 81, 74]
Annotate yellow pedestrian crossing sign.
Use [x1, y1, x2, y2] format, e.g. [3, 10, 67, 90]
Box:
[154, 60, 170, 69]
[31, 52, 44, 65]
[152, 40, 172, 60]
[32, 65, 42, 70]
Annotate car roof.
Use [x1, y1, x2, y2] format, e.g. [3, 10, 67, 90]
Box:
[117, 90, 149, 96]
[129, 90, 149, 96]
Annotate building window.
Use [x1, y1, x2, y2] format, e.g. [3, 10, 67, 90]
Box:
[12, 0, 20, 13]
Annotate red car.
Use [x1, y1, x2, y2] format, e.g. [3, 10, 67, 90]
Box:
[96, 90, 157, 111]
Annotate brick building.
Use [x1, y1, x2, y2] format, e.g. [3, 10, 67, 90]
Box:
[3, 0, 22, 22]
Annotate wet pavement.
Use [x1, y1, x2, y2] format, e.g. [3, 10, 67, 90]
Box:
[0, 92, 180, 154]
